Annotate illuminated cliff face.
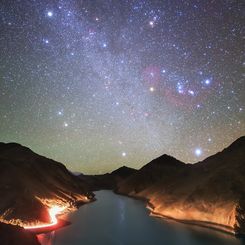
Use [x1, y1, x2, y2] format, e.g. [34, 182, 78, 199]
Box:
[148, 198, 237, 229]
[0, 194, 91, 229]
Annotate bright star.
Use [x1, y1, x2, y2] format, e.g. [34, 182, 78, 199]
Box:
[195, 148, 202, 157]
[43, 39, 49, 44]
[47, 11, 53, 17]
[204, 79, 211, 85]
[149, 87, 155, 92]
[64, 122, 69, 127]
[122, 152, 126, 157]
[149, 21, 154, 27]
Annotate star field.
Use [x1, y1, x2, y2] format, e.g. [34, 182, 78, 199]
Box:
[0, 0, 244, 173]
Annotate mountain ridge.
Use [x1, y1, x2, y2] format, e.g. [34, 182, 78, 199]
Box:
[116, 136, 245, 235]
[1, 136, 244, 237]
[0, 142, 94, 228]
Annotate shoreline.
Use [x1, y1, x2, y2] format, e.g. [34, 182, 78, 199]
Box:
[28, 197, 96, 235]
[26, 190, 244, 238]
[26, 219, 71, 234]
[148, 207, 235, 235]
[114, 190, 243, 237]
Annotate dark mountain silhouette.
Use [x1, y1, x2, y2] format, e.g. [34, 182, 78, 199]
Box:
[116, 154, 188, 194]
[117, 137, 245, 235]
[79, 166, 136, 191]
[0, 142, 94, 227]
[111, 166, 137, 178]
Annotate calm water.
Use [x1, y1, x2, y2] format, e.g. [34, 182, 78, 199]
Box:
[38, 190, 244, 245]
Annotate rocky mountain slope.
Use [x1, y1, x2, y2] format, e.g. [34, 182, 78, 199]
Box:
[0, 142, 94, 228]
[117, 136, 245, 235]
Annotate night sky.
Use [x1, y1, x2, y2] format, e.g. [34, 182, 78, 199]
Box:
[0, 0, 244, 174]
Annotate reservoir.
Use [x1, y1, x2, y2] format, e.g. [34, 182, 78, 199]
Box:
[38, 190, 243, 245]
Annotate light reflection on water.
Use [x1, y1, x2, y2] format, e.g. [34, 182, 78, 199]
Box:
[38, 191, 244, 245]
[37, 231, 55, 245]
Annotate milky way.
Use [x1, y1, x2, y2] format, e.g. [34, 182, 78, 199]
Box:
[0, 0, 244, 173]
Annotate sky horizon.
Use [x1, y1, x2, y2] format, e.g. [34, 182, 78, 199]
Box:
[1, 134, 244, 175]
[1, 1, 244, 174]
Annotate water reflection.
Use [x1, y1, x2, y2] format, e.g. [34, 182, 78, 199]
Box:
[37, 232, 55, 245]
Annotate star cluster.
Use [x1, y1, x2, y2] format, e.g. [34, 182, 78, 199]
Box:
[0, 0, 244, 173]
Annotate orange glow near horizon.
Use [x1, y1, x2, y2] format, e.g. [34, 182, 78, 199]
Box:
[24, 205, 67, 230]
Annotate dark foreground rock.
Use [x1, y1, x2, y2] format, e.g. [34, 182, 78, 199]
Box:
[0, 222, 40, 245]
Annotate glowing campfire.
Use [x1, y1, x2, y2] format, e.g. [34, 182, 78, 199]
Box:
[24, 205, 67, 230]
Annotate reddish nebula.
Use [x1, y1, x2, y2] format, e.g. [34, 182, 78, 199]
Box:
[161, 77, 219, 110]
